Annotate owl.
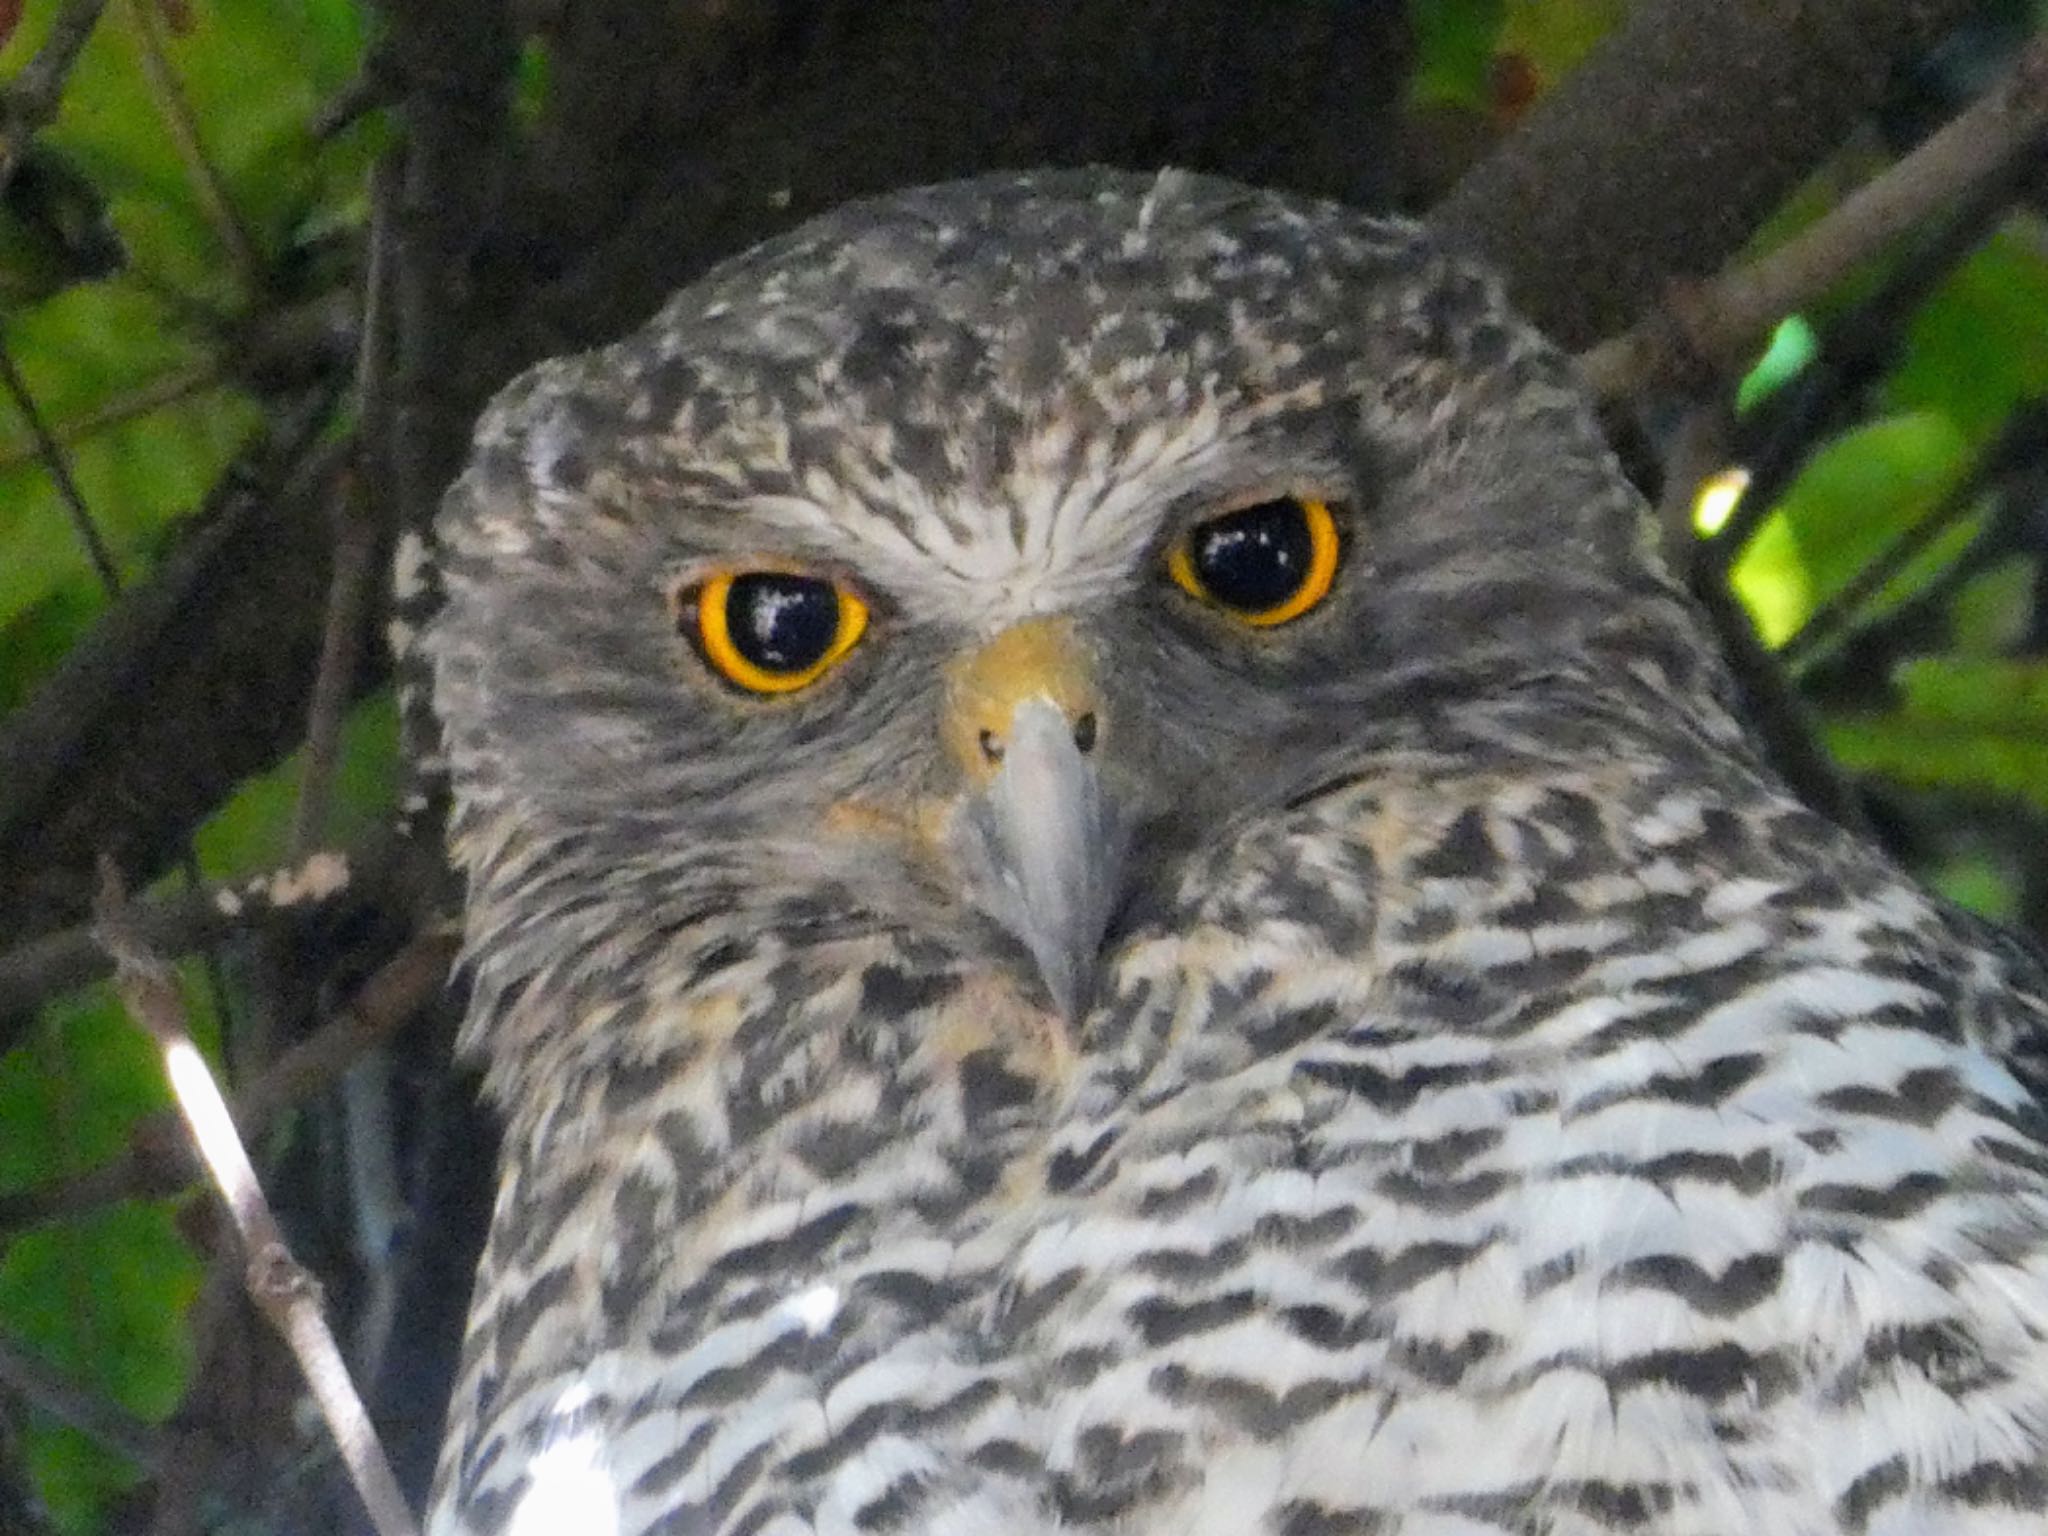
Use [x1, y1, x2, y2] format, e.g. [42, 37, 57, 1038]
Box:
[418, 169, 2048, 1536]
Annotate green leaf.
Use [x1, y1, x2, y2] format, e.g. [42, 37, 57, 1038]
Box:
[1930, 851, 2020, 923]
[1736, 314, 1818, 412]
[1887, 218, 2048, 447]
[0, 988, 173, 1197]
[1408, 0, 1506, 108]
[1824, 657, 2048, 809]
[0, 1201, 201, 1420]
[1894, 655, 2048, 724]
[1729, 411, 1972, 647]
[21, 1423, 145, 1536]
[1497, 0, 1629, 85]
[0, 278, 257, 635]
[1951, 557, 2035, 658]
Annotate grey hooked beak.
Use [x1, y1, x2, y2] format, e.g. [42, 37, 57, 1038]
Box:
[955, 695, 1127, 1022]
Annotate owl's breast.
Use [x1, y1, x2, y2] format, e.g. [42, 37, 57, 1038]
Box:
[976, 787, 2048, 1534]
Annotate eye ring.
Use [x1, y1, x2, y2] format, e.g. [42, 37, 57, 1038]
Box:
[1168, 496, 1341, 627]
[684, 569, 870, 693]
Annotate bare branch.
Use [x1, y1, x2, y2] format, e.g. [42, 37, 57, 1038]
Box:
[1432, 0, 1989, 350]
[237, 930, 457, 1133]
[0, 828, 437, 1030]
[0, 924, 455, 1240]
[0, 363, 223, 476]
[0, 333, 122, 595]
[118, 0, 260, 290]
[294, 166, 402, 859]
[95, 865, 421, 1536]
[1580, 32, 2048, 399]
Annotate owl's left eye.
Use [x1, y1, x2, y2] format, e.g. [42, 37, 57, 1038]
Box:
[1168, 495, 1341, 627]
[683, 571, 870, 693]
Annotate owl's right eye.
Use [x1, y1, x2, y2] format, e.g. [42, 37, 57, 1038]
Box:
[681, 570, 869, 694]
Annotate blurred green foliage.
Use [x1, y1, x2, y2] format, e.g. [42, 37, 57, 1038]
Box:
[2, 2, 376, 1528]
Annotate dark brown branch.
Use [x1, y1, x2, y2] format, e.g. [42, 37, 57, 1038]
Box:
[0, 0, 109, 198]
[1581, 33, 2048, 398]
[0, 830, 416, 1028]
[95, 867, 420, 1536]
[379, 0, 514, 532]
[294, 168, 402, 859]
[1432, 0, 1989, 350]
[0, 414, 350, 944]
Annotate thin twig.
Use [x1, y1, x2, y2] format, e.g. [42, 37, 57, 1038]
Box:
[0, 334, 122, 595]
[0, 927, 456, 1239]
[0, 1330, 164, 1471]
[239, 930, 456, 1132]
[293, 163, 401, 859]
[0, 835, 414, 1035]
[93, 864, 421, 1536]
[0, 0, 110, 200]
[0, 364, 223, 477]
[119, 0, 260, 291]
[1580, 32, 2048, 398]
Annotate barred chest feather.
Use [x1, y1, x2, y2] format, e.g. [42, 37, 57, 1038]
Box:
[430, 759, 2048, 1536]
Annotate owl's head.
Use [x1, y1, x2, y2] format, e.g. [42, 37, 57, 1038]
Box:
[425, 168, 1723, 1080]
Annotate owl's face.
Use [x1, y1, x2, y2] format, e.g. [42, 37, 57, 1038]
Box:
[426, 170, 1690, 1059]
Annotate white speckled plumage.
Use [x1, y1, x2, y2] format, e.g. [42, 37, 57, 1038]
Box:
[415, 169, 2048, 1535]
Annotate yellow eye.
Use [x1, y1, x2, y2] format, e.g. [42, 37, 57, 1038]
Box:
[1168, 496, 1340, 626]
[684, 570, 869, 693]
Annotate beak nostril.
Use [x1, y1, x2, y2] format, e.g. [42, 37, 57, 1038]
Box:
[1072, 712, 1099, 753]
[979, 727, 1006, 764]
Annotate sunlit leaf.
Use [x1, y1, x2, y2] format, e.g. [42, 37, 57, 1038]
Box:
[1736, 314, 1818, 412]
[1691, 466, 1750, 538]
[1498, 0, 1630, 87]
[1730, 411, 1972, 646]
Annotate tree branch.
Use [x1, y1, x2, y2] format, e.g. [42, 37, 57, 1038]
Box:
[0, 925, 458, 1238]
[95, 866, 420, 1536]
[119, 0, 259, 291]
[0, 414, 349, 944]
[1581, 31, 2048, 398]
[1432, 0, 1989, 349]
[0, 830, 419, 1028]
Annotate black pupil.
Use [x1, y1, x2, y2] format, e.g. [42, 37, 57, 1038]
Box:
[1191, 499, 1314, 611]
[726, 574, 840, 671]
